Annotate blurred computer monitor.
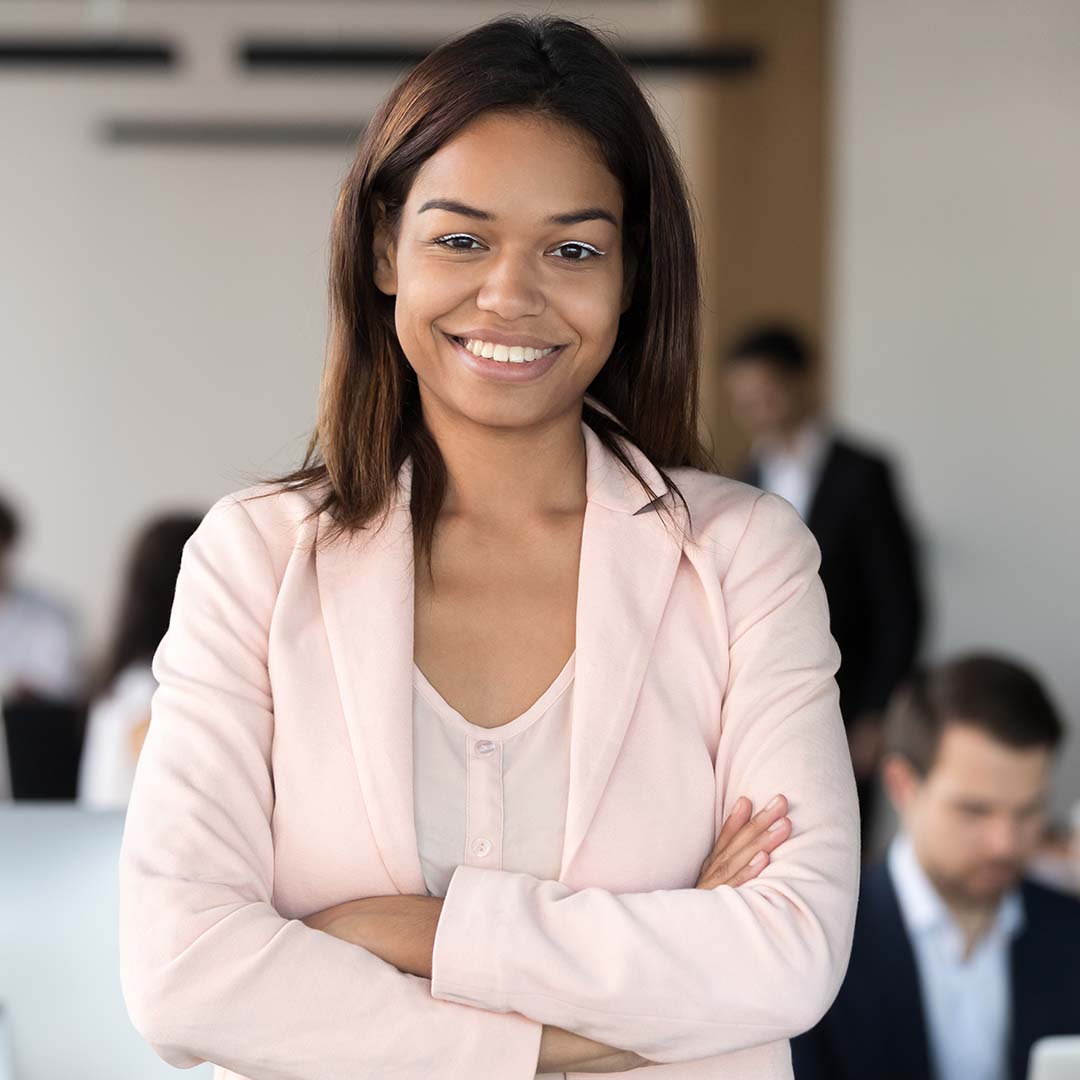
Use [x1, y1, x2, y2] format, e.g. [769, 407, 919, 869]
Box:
[0, 805, 211, 1079]
[2, 701, 86, 800]
[1028, 1036, 1080, 1080]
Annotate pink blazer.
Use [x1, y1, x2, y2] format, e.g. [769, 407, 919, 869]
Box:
[118, 422, 860, 1080]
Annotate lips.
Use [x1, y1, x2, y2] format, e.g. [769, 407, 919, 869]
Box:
[443, 331, 566, 382]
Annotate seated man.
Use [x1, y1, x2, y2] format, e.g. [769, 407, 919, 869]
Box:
[792, 652, 1080, 1080]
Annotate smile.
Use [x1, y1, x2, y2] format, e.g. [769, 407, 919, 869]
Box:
[450, 336, 561, 364]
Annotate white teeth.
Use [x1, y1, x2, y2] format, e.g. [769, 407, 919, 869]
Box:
[459, 337, 559, 363]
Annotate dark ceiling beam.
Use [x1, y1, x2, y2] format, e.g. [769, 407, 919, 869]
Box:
[102, 117, 366, 148]
[0, 38, 175, 68]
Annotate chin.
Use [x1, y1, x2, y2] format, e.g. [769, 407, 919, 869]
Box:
[963, 870, 1021, 903]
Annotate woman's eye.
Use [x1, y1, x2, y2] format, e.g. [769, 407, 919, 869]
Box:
[552, 242, 605, 261]
[433, 234, 482, 251]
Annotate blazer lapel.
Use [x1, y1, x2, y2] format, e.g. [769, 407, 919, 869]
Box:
[1009, 884, 1041, 1080]
[863, 863, 935, 1078]
[804, 437, 839, 540]
[559, 425, 686, 879]
[315, 422, 685, 894]
[315, 459, 428, 896]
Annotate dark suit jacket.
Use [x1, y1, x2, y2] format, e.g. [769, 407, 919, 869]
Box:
[743, 434, 923, 728]
[792, 861, 1080, 1080]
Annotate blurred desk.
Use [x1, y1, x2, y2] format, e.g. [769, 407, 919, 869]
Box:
[0, 805, 211, 1080]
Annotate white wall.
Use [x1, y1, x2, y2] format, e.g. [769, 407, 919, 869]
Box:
[831, 0, 1080, 814]
[0, 0, 698, 651]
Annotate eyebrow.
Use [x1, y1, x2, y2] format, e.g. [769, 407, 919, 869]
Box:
[417, 198, 618, 228]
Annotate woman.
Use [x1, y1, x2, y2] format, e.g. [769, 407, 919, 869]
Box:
[118, 15, 859, 1080]
[78, 513, 202, 809]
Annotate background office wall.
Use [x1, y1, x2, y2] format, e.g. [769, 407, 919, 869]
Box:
[831, 0, 1080, 814]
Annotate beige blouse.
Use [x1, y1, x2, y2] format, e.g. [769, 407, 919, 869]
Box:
[412, 652, 576, 899]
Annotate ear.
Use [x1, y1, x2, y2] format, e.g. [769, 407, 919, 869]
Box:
[372, 199, 399, 297]
[881, 753, 921, 819]
[619, 244, 638, 313]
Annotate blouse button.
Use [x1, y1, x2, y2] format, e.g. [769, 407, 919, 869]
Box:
[471, 837, 492, 857]
[474, 739, 496, 756]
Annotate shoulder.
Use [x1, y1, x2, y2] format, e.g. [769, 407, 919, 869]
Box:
[191, 480, 327, 578]
[828, 434, 896, 485]
[1020, 877, 1080, 935]
[667, 466, 819, 573]
[4, 582, 77, 625]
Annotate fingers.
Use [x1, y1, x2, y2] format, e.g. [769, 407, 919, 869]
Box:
[696, 796, 751, 881]
[715, 795, 753, 848]
[697, 794, 791, 889]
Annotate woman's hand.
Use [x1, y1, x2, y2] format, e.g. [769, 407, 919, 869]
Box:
[696, 794, 790, 889]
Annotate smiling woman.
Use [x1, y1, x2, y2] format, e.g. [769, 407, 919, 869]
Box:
[117, 13, 860, 1080]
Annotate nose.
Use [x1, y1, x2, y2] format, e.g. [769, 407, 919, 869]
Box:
[475, 248, 546, 322]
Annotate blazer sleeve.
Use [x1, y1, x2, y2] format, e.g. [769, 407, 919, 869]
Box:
[117, 494, 542, 1080]
[428, 491, 861, 1064]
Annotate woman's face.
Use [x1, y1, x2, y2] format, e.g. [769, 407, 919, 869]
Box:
[373, 111, 633, 433]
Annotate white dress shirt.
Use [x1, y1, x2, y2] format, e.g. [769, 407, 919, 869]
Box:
[412, 652, 575, 899]
[754, 419, 830, 522]
[887, 831, 1026, 1080]
[78, 661, 158, 810]
[0, 582, 83, 701]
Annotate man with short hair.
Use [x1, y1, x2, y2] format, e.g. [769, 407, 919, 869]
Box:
[0, 493, 83, 704]
[792, 652, 1080, 1080]
[723, 322, 924, 853]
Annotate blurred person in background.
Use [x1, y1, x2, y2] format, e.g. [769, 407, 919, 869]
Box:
[792, 652, 1080, 1080]
[0, 491, 84, 704]
[78, 512, 202, 810]
[724, 323, 924, 854]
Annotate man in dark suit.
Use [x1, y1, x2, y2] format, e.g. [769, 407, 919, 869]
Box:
[724, 323, 924, 852]
[792, 653, 1080, 1080]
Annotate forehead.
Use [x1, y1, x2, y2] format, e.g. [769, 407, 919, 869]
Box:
[928, 722, 1052, 802]
[406, 112, 623, 221]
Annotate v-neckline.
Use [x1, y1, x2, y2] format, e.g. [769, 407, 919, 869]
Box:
[412, 650, 577, 738]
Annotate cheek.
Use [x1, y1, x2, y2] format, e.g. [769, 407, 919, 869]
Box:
[392, 271, 460, 362]
[1018, 817, 1045, 851]
[557, 276, 624, 371]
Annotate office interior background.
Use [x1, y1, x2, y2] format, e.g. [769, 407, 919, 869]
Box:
[1, 2, 1078, 1077]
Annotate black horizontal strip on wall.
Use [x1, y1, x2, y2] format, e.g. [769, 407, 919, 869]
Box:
[240, 40, 761, 77]
[102, 117, 367, 148]
[0, 37, 175, 68]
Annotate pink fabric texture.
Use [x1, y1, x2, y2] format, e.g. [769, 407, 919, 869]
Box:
[118, 422, 860, 1079]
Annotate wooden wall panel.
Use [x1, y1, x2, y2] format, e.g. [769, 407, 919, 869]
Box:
[689, 0, 828, 471]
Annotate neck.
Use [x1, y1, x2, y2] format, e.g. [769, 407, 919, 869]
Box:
[946, 898, 1000, 959]
[764, 415, 812, 454]
[420, 401, 588, 524]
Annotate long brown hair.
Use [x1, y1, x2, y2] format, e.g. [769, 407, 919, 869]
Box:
[260, 14, 712, 562]
[93, 513, 203, 698]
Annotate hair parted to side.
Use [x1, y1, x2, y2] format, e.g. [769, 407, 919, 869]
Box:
[255, 14, 712, 563]
[883, 652, 1064, 777]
